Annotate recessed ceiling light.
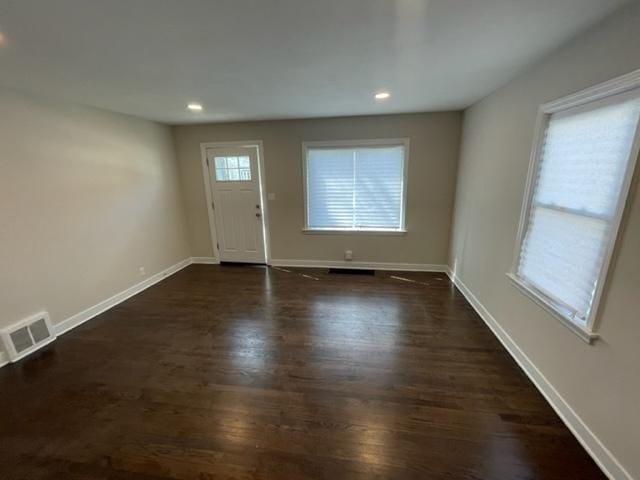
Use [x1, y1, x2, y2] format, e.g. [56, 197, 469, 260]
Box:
[374, 92, 390, 100]
[187, 103, 203, 111]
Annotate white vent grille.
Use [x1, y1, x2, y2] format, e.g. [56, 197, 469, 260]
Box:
[1, 312, 56, 362]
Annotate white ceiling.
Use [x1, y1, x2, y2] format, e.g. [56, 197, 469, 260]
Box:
[0, 0, 629, 124]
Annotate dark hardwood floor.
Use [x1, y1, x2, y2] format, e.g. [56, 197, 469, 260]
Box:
[0, 264, 604, 479]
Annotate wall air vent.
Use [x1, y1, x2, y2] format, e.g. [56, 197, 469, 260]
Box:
[0, 312, 56, 362]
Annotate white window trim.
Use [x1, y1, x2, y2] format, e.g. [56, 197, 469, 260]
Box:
[301, 138, 410, 234]
[508, 69, 640, 344]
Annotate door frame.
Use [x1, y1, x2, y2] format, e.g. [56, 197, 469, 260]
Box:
[200, 140, 271, 265]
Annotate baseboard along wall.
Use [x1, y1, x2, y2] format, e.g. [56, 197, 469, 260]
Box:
[1, 257, 202, 365]
[270, 259, 448, 272]
[445, 269, 631, 480]
[0, 257, 629, 479]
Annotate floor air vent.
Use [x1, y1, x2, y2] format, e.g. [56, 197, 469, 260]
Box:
[328, 268, 375, 275]
[1, 312, 56, 362]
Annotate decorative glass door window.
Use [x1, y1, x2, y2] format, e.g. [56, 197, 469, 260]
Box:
[214, 156, 252, 181]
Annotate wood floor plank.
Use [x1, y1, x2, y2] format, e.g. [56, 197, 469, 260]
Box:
[0, 265, 605, 479]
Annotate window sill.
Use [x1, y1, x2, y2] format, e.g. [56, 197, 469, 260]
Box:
[506, 273, 599, 345]
[302, 229, 407, 236]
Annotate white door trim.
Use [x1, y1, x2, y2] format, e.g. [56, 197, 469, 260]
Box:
[200, 140, 271, 264]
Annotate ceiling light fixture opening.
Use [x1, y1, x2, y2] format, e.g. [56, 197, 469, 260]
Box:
[187, 103, 203, 111]
[374, 92, 390, 100]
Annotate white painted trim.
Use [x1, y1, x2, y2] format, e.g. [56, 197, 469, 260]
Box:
[0, 253, 629, 479]
[506, 273, 598, 344]
[301, 138, 410, 232]
[255, 141, 272, 265]
[270, 259, 447, 272]
[510, 69, 640, 338]
[302, 228, 406, 236]
[0, 257, 194, 369]
[191, 256, 219, 264]
[200, 145, 220, 262]
[446, 269, 632, 480]
[53, 258, 192, 337]
[0, 257, 443, 368]
[200, 140, 272, 264]
[542, 68, 640, 112]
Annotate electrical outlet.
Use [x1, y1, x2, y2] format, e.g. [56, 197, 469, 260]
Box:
[344, 250, 353, 261]
[139, 266, 146, 276]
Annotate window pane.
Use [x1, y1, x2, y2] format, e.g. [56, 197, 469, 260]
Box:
[354, 147, 403, 228]
[215, 168, 228, 181]
[536, 98, 640, 217]
[307, 149, 356, 229]
[239, 156, 250, 168]
[239, 168, 251, 180]
[227, 157, 239, 168]
[228, 168, 240, 181]
[519, 207, 608, 319]
[306, 145, 405, 230]
[517, 90, 640, 320]
[214, 157, 226, 169]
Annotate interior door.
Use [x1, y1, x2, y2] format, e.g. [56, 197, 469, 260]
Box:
[206, 146, 266, 263]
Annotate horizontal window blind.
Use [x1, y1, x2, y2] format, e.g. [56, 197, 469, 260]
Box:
[306, 144, 405, 230]
[517, 91, 640, 322]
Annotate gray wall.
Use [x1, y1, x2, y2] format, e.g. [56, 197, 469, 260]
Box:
[0, 89, 190, 337]
[172, 112, 462, 265]
[449, 3, 640, 477]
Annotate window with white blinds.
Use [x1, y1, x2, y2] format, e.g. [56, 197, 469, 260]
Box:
[303, 140, 407, 231]
[512, 84, 640, 336]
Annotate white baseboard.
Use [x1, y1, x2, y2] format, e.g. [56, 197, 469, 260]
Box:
[446, 269, 631, 480]
[191, 256, 218, 264]
[270, 259, 448, 272]
[0, 257, 194, 368]
[2, 257, 627, 478]
[53, 258, 192, 337]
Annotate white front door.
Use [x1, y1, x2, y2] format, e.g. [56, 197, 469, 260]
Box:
[206, 146, 266, 263]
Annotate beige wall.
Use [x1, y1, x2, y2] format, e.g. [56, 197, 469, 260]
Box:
[173, 112, 462, 265]
[4, 6, 636, 472]
[0, 89, 190, 341]
[449, 3, 640, 477]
